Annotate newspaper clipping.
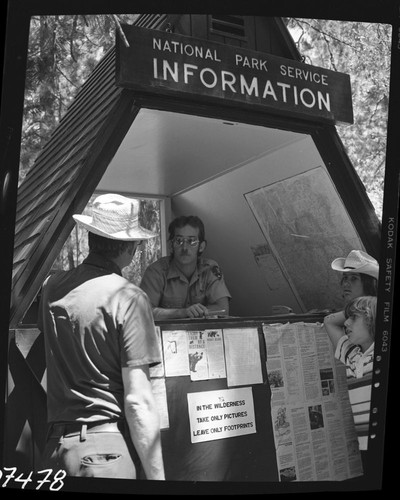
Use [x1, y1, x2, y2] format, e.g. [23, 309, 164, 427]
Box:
[263, 322, 363, 481]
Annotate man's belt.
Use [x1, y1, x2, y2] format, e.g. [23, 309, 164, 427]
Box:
[48, 419, 126, 440]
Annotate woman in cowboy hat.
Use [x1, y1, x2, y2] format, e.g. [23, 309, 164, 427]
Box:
[331, 249, 379, 305]
[38, 193, 165, 480]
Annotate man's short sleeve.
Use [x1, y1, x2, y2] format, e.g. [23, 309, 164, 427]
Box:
[140, 264, 165, 308]
[119, 286, 162, 367]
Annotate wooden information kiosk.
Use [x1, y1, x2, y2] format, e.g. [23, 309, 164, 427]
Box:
[2, 13, 391, 493]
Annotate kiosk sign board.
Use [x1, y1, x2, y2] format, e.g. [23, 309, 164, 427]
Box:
[117, 24, 353, 124]
[187, 387, 256, 443]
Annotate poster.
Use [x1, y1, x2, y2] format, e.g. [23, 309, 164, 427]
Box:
[162, 330, 190, 377]
[188, 330, 208, 381]
[223, 327, 263, 387]
[187, 387, 256, 443]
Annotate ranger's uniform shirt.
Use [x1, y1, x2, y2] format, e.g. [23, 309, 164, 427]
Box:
[140, 256, 231, 309]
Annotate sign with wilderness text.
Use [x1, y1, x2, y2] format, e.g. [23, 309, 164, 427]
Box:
[187, 387, 256, 443]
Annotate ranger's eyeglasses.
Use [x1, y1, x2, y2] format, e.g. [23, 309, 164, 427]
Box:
[173, 237, 200, 247]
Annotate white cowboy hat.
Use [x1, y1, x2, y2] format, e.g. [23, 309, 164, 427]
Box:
[73, 193, 157, 241]
[331, 249, 379, 280]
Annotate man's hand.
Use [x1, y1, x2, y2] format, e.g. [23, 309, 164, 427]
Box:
[185, 303, 209, 318]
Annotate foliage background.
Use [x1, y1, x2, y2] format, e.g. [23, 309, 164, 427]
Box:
[21, 14, 162, 284]
[285, 18, 391, 220]
[18, 15, 392, 281]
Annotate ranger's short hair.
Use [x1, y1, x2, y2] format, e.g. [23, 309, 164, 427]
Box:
[168, 215, 205, 242]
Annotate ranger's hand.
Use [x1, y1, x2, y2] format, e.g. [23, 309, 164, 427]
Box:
[185, 303, 209, 318]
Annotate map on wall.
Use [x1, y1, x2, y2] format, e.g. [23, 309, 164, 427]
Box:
[245, 167, 364, 312]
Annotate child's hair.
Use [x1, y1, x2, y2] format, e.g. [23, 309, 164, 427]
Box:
[344, 295, 377, 339]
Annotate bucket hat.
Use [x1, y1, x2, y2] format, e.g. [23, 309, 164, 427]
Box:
[331, 250, 379, 280]
[73, 193, 157, 241]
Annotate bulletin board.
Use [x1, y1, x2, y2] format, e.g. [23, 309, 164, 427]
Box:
[153, 321, 278, 482]
[152, 318, 363, 483]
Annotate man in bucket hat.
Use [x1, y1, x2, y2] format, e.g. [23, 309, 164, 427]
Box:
[331, 249, 379, 305]
[38, 193, 165, 480]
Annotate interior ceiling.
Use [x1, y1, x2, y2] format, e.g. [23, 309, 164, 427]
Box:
[97, 108, 306, 197]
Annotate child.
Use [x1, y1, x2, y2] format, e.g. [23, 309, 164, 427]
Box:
[324, 296, 376, 378]
[324, 296, 377, 473]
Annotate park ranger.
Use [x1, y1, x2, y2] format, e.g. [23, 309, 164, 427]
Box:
[140, 215, 231, 320]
